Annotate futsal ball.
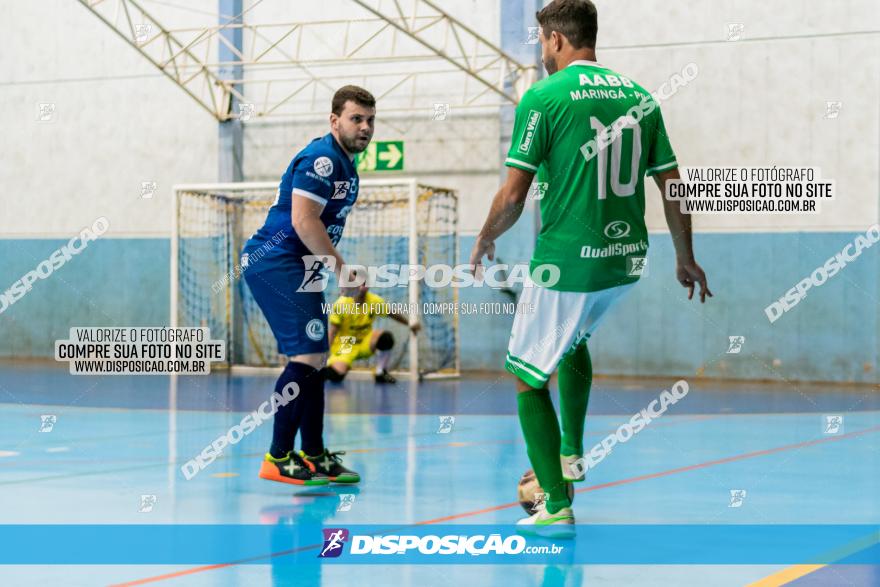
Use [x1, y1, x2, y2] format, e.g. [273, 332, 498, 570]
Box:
[517, 469, 574, 515]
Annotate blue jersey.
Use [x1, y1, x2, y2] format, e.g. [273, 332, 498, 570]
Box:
[244, 133, 359, 272]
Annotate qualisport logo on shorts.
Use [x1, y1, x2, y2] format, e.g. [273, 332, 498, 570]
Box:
[319, 528, 349, 558]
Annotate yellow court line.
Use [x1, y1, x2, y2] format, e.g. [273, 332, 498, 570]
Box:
[746, 564, 825, 587]
[748, 529, 880, 586]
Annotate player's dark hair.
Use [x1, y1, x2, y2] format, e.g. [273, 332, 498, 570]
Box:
[332, 85, 376, 116]
[536, 0, 598, 50]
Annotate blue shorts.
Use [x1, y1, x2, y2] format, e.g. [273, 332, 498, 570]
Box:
[242, 258, 328, 356]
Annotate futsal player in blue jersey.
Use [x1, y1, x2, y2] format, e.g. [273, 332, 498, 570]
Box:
[242, 86, 375, 486]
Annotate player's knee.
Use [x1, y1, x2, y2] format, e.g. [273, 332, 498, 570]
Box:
[376, 331, 394, 351]
[323, 366, 346, 382]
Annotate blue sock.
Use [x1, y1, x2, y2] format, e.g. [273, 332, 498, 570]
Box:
[299, 373, 326, 456]
[269, 361, 317, 459]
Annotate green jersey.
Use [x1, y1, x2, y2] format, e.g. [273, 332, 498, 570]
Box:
[505, 60, 678, 292]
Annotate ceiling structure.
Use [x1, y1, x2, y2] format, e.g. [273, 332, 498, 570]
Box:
[78, 0, 536, 121]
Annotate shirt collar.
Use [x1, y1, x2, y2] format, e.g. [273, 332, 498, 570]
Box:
[567, 59, 603, 68]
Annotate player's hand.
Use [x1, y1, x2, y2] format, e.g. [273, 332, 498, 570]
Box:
[676, 260, 713, 303]
[336, 259, 356, 286]
[409, 322, 421, 334]
[468, 237, 495, 279]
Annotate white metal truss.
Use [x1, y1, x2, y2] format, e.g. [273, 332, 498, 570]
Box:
[77, 0, 536, 121]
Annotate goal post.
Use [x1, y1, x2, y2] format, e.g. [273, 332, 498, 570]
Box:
[170, 179, 459, 379]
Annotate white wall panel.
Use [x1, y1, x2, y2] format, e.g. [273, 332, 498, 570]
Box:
[0, 0, 218, 237]
[600, 21, 879, 232]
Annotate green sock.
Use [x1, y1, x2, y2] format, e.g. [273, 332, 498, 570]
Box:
[517, 388, 570, 513]
[558, 341, 592, 457]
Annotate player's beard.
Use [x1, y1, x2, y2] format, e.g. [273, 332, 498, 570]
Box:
[339, 131, 371, 155]
[543, 54, 559, 75]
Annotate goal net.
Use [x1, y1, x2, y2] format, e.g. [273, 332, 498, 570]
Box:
[171, 179, 459, 378]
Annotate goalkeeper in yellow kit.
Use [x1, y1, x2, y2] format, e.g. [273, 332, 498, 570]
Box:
[322, 281, 420, 384]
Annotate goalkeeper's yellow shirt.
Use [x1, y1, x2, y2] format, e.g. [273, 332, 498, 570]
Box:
[328, 291, 388, 341]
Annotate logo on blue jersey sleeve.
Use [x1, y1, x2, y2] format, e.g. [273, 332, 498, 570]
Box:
[314, 157, 334, 177]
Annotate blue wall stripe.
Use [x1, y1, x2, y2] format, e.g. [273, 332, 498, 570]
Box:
[0, 238, 170, 358]
[1, 233, 877, 382]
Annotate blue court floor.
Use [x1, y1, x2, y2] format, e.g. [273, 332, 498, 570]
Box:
[0, 361, 877, 586]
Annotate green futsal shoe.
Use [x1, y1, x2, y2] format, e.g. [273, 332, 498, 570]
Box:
[301, 449, 361, 484]
[259, 451, 329, 486]
[516, 501, 576, 539]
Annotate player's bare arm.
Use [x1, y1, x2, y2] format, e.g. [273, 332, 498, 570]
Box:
[327, 322, 340, 348]
[653, 168, 713, 303]
[291, 195, 347, 280]
[388, 311, 420, 333]
[469, 166, 535, 269]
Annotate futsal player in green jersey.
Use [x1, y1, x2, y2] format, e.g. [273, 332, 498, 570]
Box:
[470, 0, 712, 533]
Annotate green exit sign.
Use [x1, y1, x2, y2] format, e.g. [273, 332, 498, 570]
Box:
[357, 140, 404, 172]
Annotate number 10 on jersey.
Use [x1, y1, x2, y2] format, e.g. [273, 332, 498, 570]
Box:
[581, 115, 642, 200]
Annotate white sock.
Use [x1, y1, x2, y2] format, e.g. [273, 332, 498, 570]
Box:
[376, 351, 390, 373]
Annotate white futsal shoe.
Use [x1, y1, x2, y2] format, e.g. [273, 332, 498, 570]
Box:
[561, 454, 586, 482]
[516, 501, 576, 539]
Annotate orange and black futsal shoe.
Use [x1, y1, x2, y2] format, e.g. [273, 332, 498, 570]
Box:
[259, 451, 329, 486]
[301, 449, 361, 484]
